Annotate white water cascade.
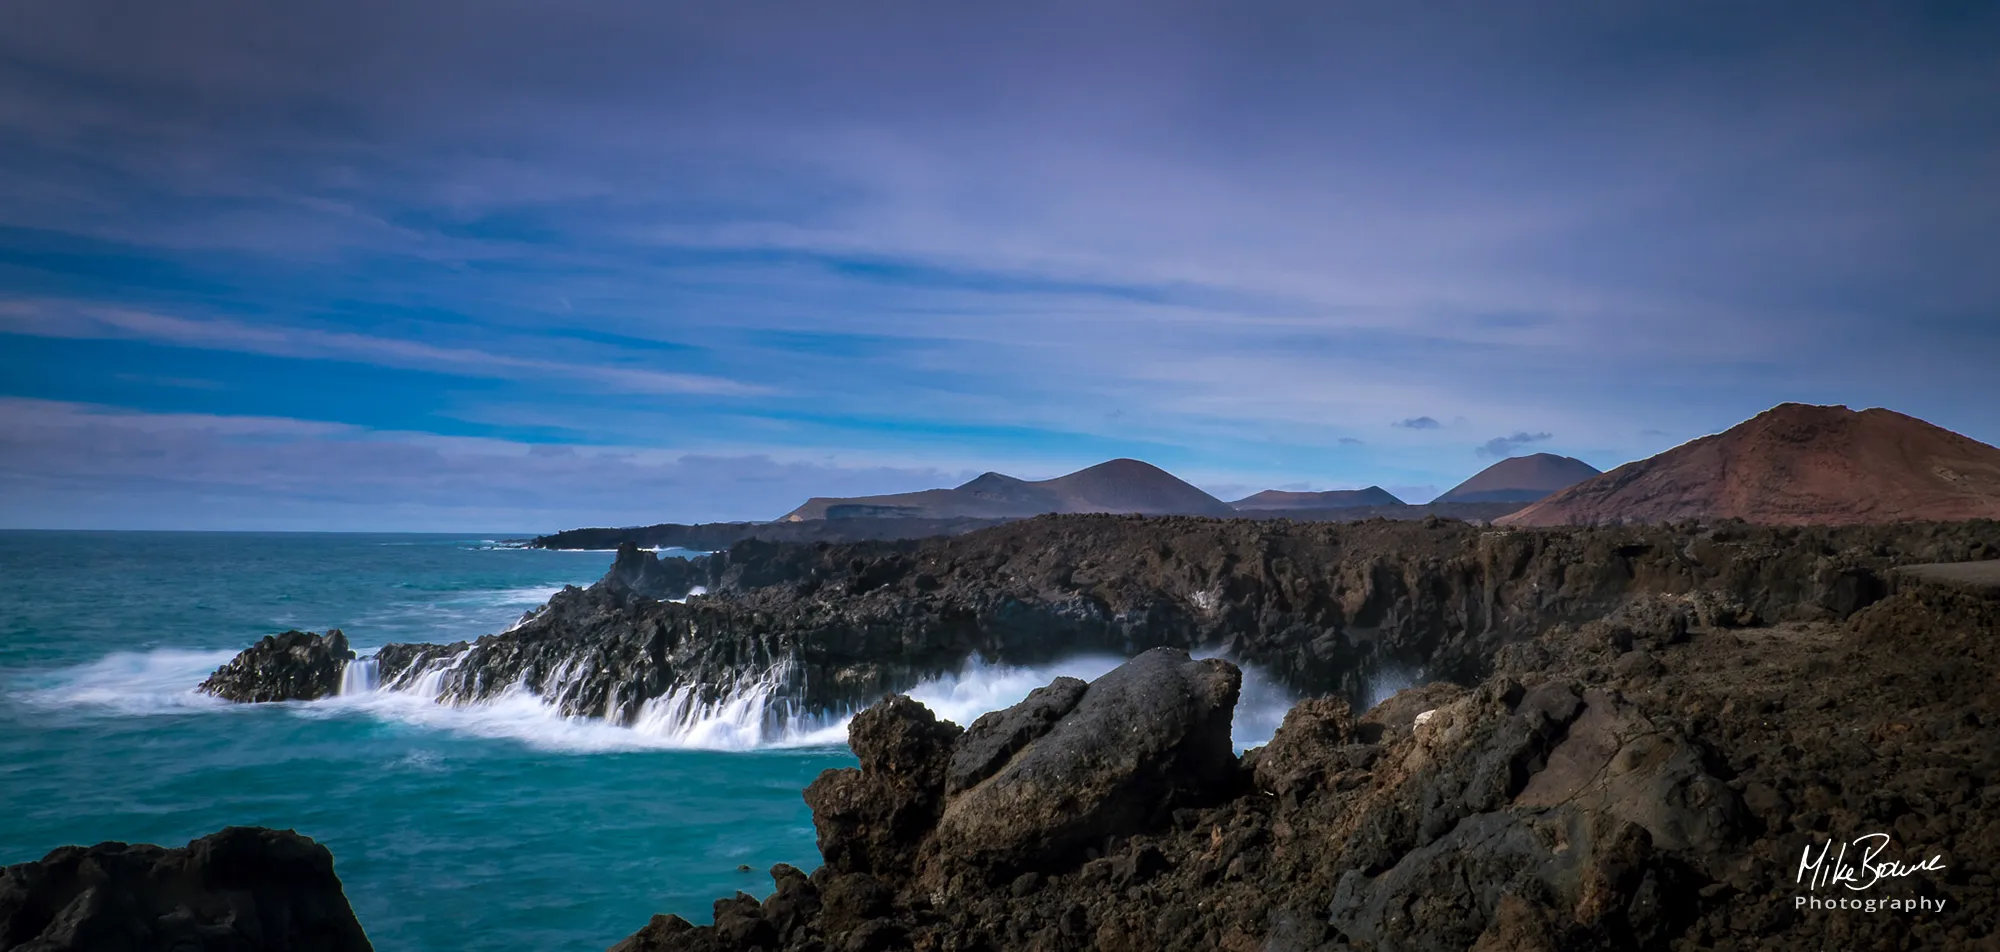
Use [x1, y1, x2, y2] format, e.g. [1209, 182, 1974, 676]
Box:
[195, 643, 1305, 753]
[627, 661, 818, 749]
[337, 656, 381, 696]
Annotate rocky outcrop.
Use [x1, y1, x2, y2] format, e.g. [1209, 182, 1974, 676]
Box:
[198, 630, 356, 702]
[602, 542, 707, 600]
[928, 649, 1241, 887]
[0, 827, 373, 951]
[620, 572, 1995, 951]
[803, 696, 963, 880]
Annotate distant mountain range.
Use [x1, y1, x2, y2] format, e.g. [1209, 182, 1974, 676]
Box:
[1432, 453, 1603, 504]
[1227, 487, 1405, 510]
[598, 402, 2000, 540]
[780, 458, 1237, 521]
[779, 453, 1606, 524]
[778, 453, 1604, 524]
[1498, 403, 2000, 526]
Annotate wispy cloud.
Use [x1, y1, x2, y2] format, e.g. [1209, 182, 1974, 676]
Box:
[0, 302, 769, 397]
[1475, 431, 1554, 458]
[0, 399, 961, 529]
[1, 2, 1998, 527]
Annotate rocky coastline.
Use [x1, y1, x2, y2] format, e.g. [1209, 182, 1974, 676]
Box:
[158, 514, 2000, 949]
[209, 515, 1995, 728]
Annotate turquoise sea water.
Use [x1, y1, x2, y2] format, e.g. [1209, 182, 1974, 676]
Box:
[0, 531, 850, 952]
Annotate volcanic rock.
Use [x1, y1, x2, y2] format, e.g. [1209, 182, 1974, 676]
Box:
[616, 561, 1997, 951]
[602, 541, 705, 600]
[945, 676, 1088, 796]
[198, 629, 356, 702]
[1500, 403, 2000, 526]
[1435, 453, 1603, 504]
[803, 696, 963, 882]
[928, 649, 1242, 886]
[206, 514, 2000, 741]
[0, 826, 373, 951]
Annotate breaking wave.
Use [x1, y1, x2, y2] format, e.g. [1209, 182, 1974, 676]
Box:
[31, 644, 1301, 755]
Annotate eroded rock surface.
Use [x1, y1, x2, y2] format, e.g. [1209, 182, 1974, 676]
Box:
[198, 629, 355, 702]
[0, 827, 373, 951]
[619, 573, 1996, 952]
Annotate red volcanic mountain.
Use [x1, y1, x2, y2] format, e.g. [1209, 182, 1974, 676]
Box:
[1497, 403, 2000, 526]
[1432, 453, 1603, 504]
[780, 458, 1236, 521]
[1229, 486, 1406, 511]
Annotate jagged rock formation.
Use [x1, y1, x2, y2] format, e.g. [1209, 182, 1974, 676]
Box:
[1435, 452, 1602, 504]
[602, 542, 709, 599]
[1501, 403, 2000, 526]
[198, 629, 355, 702]
[612, 571, 1996, 951]
[0, 827, 373, 951]
[1230, 487, 1405, 510]
[205, 516, 2000, 737]
[779, 459, 1236, 521]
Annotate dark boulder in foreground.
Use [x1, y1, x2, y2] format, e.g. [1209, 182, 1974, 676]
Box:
[614, 574, 1996, 952]
[928, 649, 1241, 887]
[0, 826, 373, 951]
[803, 696, 964, 881]
[199, 630, 356, 702]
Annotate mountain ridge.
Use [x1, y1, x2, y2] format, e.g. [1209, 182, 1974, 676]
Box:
[780, 457, 1236, 521]
[1498, 403, 2000, 526]
[1433, 452, 1602, 504]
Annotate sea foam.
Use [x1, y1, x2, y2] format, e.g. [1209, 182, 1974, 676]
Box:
[20, 648, 238, 716]
[39, 641, 1301, 755]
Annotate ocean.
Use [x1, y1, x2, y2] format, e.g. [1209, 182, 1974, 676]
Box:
[0, 531, 1296, 951]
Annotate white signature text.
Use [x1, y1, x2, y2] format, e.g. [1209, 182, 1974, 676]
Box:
[1796, 833, 1946, 892]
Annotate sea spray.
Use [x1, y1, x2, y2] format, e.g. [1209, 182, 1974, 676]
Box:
[20, 648, 239, 716]
[669, 585, 708, 604]
[1364, 663, 1424, 710]
[42, 643, 1299, 753]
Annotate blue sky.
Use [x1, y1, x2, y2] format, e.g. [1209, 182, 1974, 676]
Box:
[2, 1, 1997, 530]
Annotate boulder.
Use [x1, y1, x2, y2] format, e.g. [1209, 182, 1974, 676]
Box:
[945, 676, 1088, 795]
[0, 826, 373, 951]
[928, 648, 1242, 884]
[803, 696, 962, 881]
[198, 630, 356, 702]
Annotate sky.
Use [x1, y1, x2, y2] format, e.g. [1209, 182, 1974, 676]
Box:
[2, 1, 1996, 531]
